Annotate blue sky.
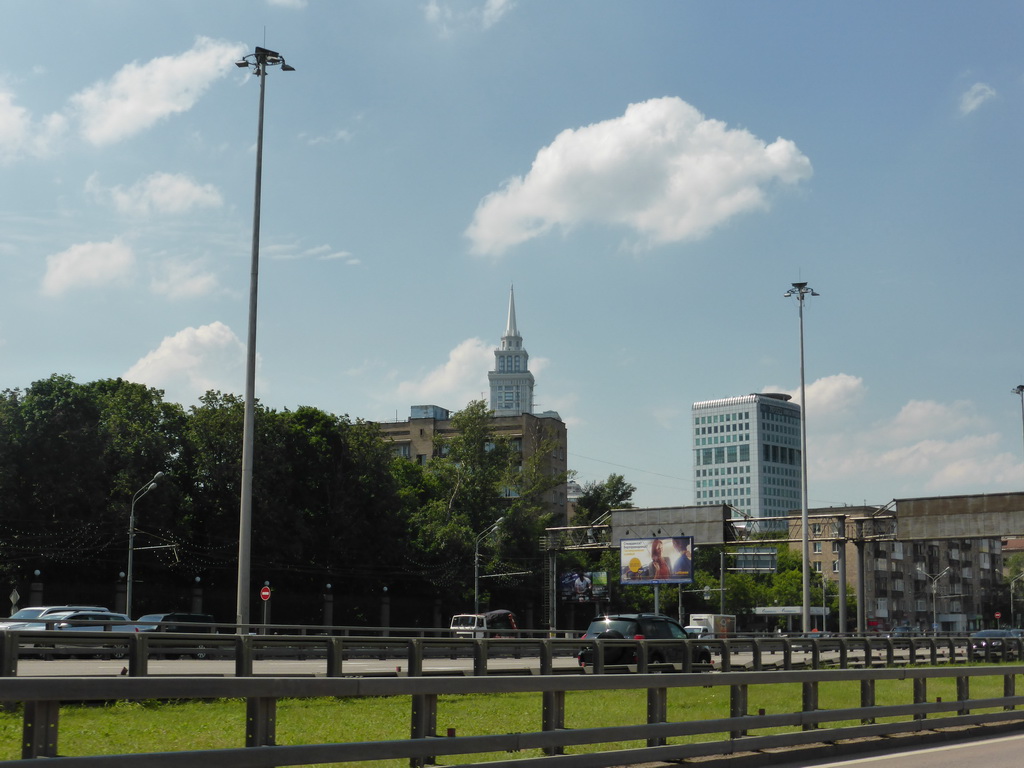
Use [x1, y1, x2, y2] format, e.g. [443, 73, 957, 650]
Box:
[2, 1, 1023, 511]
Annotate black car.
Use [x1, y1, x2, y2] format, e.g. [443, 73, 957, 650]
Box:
[969, 629, 1019, 661]
[134, 613, 216, 633]
[578, 613, 712, 668]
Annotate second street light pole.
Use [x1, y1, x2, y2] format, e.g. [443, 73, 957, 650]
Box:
[474, 518, 504, 614]
[234, 47, 294, 630]
[785, 281, 819, 635]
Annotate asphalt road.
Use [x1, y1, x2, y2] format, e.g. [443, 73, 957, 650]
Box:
[769, 732, 1024, 768]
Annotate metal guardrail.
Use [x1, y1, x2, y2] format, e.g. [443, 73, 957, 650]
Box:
[2, 630, 1022, 677]
[3, 662, 1024, 765]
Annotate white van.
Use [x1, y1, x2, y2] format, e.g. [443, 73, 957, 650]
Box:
[450, 609, 518, 638]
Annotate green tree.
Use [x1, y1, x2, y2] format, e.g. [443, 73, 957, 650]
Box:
[572, 473, 635, 526]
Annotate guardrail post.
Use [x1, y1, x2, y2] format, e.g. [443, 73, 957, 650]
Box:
[957, 675, 970, 716]
[22, 700, 59, 758]
[838, 638, 848, 669]
[802, 681, 818, 730]
[860, 678, 875, 724]
[127, 633, 149, 677]
[236, 635, 254, 677]
[750, 639, 762, 671]
[539, 639, 553, 675]
[809, 639, 820, 669]
[472, 639, 488, 676]
[729, 683, 748, 738]
[909, 640, 919, 666]
[883, 639, 894, 667]
[246, 696, 276, 747]
[1, 631, 18, 678]
[326, 637, 344, 677]
[913, 676, 927, 720]
[782, 638, 793, 670]
[542, 689, 565, 755]
[716, 640, 730, 673]
[407, 639, 423, 676]
[410, 693, 438, 768]
[636, 640, 649, 673]
[862, 637, 873, 668]
[647, 684, 667, 747]
[1004, 673, 1016, 711]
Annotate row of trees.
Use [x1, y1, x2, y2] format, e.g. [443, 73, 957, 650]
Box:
[2, 373, 870, 630]
[0, 375, 561, 625]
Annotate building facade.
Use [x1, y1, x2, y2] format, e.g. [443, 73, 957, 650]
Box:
[794, 508, 1004, 633]
[692, 393, 802, 530]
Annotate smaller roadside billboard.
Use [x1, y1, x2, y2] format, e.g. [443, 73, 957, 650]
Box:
[620, 536, 694, 585]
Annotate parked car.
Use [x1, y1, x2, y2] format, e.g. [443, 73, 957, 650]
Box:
[0, 605, 111, 631]
[969, 629, 1019, 661]
[49, 611, 136, 632]
[134, 613, 216, 633]
[578, 614, 712, 668]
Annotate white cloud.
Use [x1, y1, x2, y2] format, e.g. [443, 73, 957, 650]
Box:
[425, 0, 514, 35]
[41, 238, 134, 296]
[395, 338, 492, 409]
[150, 259, 219, 299]
[466, 96, 812, 255]
[70, 37, 246, 146]
[88, 172, 223, 215]
[267, 0, 307, 7]
[0, 88, 67, 163]
[123, 321, 247, 405]
[763, 373, 866, 419]
[960, 82, 996, 115]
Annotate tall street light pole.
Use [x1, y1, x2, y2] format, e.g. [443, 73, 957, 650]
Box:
[233, 47, 295, 630]
[784, 281, 818, 634]
[1013, 385, 1024, 466]
[127, 471, 164, 618]
[474, 518, 505, 614]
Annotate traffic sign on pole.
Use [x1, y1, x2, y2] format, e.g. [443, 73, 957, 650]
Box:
[260, 586, 271, 601]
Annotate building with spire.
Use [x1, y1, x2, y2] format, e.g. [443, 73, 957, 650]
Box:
[377, 287, 569, 523]
[489, 286, 535, 416]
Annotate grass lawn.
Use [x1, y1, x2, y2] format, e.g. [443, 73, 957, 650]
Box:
[0, 673, 1013, 766]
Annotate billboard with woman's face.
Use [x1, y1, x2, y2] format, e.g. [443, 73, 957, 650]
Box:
[619, 536, 694, 585]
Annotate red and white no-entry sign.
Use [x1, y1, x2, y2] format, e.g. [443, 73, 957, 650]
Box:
[260, 586, 271, 601]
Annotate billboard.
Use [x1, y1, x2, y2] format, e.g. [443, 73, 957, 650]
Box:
[620, 536, 694, 585]
[559, 570, 609, 602]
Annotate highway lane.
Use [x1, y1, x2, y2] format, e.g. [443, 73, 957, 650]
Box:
[770, 732, 1024, 768]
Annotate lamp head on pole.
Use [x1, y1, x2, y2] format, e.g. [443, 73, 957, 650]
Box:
[236, 47, 297, 76]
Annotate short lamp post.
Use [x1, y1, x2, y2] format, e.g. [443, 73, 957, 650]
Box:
[918, 565, 950, 635]
[127, 471, 164, 618]
[474, 517, 504, 614]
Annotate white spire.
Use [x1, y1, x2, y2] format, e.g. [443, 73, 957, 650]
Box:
[505, 284, 518, 338]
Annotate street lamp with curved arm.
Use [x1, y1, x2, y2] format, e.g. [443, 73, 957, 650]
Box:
[127, 471, 164, 618]
[474, 517, 505, 614]
[918, 565, 950, 635]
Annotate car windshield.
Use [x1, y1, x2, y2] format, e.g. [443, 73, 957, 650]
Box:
[137, 614, 168, 623]
[451, 616, 480, 628]
[8, 608, 46, 620]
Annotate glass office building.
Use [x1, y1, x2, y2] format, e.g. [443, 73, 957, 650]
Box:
[692, 393, 802, 531]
